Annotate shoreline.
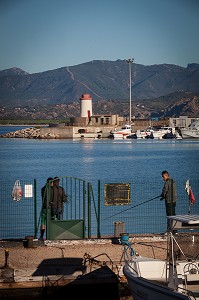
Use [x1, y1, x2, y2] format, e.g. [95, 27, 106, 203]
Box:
[0, 124, 48, 126]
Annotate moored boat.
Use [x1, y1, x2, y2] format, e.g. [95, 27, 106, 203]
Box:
[151, 126, 179, 139]
[135, 127, 182, 139]
[109, 124, 132, 139]
[136, 128, 153, 139]
[122, 215, 199, 300]
[180, 120, 199, 139]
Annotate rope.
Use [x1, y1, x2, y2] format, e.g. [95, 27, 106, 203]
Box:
[103, 195, 161, 220]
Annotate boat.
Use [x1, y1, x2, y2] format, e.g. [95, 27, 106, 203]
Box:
[180, 120, 199, 139]
[151, 126, 181, 139]
[109, 124, 132, 139]
[122, 214, 199, 300]
[135, 128, 154, 139]
[135, 127, 182, 140]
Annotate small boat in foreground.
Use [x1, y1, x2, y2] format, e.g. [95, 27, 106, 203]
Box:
[122, 214, 199, 300]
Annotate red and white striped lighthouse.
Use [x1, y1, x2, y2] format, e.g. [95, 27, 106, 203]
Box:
[79, 93, 92, 118]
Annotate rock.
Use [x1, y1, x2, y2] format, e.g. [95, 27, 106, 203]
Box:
[0, 127, 59, 139]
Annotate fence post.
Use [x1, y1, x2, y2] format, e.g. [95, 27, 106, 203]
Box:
[87, 182, 91, 238]
[33, 179, 37, 238]
[83, 179, 86, 238]
[97, 180, 101, 238]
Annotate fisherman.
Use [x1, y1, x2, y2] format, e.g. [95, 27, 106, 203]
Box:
[51, 177, 68, 220]
[160, 170, 177, 231]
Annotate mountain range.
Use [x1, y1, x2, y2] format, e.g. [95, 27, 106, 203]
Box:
[0, 60, 199, 118]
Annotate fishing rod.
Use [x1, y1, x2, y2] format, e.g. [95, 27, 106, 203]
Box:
[103, 194, 161, 220]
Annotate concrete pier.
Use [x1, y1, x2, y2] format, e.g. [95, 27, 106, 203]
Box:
[0, 239, 136, 299]
[0, 237, 168, 299]
[0, 125, 114, 139]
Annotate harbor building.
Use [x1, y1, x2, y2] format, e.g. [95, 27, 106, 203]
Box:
[169, 116, 198, 128]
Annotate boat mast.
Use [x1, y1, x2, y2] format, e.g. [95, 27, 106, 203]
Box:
[126, 58, 134, 127]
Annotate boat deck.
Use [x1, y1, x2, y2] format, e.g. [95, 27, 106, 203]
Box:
[168, 214, 199, 230]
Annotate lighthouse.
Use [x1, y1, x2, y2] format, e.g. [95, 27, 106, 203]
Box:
[79, 93, 92, 118]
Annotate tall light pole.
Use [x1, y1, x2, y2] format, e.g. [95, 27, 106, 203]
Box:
[126, 58, 134, 126]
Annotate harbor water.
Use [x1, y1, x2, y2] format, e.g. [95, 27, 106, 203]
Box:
[0, 125, 199, 184]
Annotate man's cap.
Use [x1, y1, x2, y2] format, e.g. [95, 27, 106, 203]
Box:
[47, 177, 53, 183]
[54, 176, 60, 181]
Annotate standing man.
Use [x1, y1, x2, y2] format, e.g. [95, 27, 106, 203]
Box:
[51, 177, 68, 220]
[39, 177, 54, 241]
[160, 170, 177, 231]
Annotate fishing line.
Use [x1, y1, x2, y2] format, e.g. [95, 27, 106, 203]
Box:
[103, 195, 161, 221]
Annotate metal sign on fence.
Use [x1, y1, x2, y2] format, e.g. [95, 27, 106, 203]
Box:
[104, 183, 130, 205]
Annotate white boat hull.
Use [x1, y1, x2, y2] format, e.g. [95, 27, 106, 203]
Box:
[180, 120, 199, 138]
[180, 129, 199, 138]
[122, 217, 199, 300]
[112, 132, 130, 139]
[124, 264, 189, 300]
[110, 124, 132, 139]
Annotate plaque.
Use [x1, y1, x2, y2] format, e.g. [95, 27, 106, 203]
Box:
[104, 183, 130, 205]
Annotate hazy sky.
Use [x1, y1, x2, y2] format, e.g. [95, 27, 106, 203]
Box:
[0, 0, 199, 73]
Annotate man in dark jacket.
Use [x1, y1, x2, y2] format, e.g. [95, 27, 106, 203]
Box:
[39, 177, 54, 240]
[160, 170, 177, 231]
[51, 177, 68, 220]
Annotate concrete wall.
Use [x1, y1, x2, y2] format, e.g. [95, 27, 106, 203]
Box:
[40, 126, 74, 138]
[40, 125, 114, 139]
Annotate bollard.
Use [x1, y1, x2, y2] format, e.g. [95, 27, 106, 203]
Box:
[114, 221, 125, 238]
[4, 249, 9, 267]
[24, 236, 34, 248]
[112, 221, 125, 244]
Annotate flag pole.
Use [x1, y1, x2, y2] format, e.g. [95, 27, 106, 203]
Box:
[188, 197, 191, 215]
[185, 179, 191, 214]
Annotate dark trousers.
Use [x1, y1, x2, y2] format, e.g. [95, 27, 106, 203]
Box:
[166, 202, 176, 216]
[165, 202, 176, 231]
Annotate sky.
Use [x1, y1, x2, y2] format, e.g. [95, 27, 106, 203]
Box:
[0, 0, 199, 74]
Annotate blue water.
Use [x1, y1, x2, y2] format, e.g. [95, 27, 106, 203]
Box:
[0, 126, 199, 184]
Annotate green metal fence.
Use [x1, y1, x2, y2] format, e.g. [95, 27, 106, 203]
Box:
[0, 177, 87, 240]
[0, 178, 198, 240]
[95, 179, 199, 238]
[0, 179, 36, 239]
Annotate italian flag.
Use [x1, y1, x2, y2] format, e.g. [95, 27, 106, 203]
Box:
[185, 180, 196, 205]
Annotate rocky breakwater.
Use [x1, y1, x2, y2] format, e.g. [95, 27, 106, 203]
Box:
[0, 127, 59, 139]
